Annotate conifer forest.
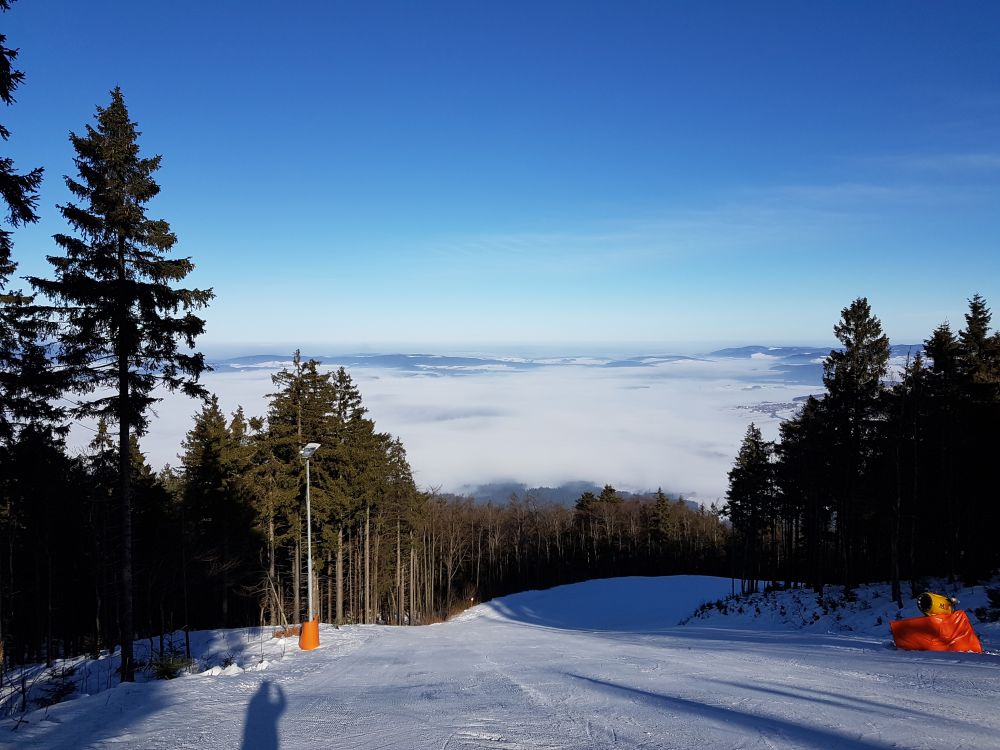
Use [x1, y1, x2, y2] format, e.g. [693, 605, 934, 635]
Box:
[722, 295, 1000, 602]
[2, 0, 1000, 683]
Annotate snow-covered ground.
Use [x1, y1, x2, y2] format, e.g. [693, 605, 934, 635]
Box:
[4, 576, 999, 749]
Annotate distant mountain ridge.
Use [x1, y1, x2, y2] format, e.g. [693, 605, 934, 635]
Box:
[709, 344, 921, 360]
[206, 344, 923, 387]
[707, 344, 921, 385]
[206, 352, 702, 375]
[447, 481, 701, 509]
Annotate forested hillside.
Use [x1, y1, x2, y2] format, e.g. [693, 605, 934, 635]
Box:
[1, 343, 729, 667]
[724, 296, 1000, 601]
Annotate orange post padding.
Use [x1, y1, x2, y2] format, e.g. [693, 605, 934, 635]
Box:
[298, 619, 320, 651]
[890, 611, 983, 653]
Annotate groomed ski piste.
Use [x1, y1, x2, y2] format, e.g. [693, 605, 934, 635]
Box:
[3, 575, 999, 749]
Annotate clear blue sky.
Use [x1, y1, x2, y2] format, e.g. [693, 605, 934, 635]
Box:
[5, 1, 999, 352]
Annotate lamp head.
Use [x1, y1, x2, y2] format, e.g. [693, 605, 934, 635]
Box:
[300, 442, 321, 459]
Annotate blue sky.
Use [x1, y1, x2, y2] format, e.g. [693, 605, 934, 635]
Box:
[5, 1, 1000, 352]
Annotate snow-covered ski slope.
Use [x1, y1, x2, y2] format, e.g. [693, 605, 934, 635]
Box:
[6, 576, 1000, 749]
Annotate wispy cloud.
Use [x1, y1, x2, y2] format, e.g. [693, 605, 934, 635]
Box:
[843, 151, 1000, 183]
[887, 152, 1000, 173]
[755, 182, 943, 206]
[426, 162, 994, 274]
[427, 203, 842, 273]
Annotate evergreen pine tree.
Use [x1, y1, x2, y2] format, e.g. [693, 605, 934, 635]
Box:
[177, 397, 258, 626]
[954, 295, 1000, 576]
[179, 395, 230, 623]
[957, 293, 1000, 388]
[821, 297, 890, 589]
[29, 88, 213, 681]
[925, 322, 961, 382]
[724, 423, 773, 593]
[651, 488, 675, 549]
[598, 484, 621, 504]
[774, 396, 833, 591]
[256, 352, 340, 623]
[823, 297, 891, 406]
[958, 294, 991, 376]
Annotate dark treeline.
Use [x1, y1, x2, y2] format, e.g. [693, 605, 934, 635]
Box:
[724, 296, 1000, 603]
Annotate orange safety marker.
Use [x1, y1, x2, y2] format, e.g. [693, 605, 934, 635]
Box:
[890, 610, 983, 653]
[299, 619, 320, 651]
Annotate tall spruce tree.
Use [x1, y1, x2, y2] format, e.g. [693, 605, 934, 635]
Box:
[954, 295, 1000, 576]
[29, 88, 212, 681]
[958, 294, 1000, 387]
[775, 396, 833, 591]
[821, 297, 890, 589]
[256, 352, 339, 623]
[179, 395, 231, 624]
[179, 397, 257, 626]
[724, 423, 774, 594]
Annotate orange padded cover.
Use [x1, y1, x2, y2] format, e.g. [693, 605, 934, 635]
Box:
[298, 619, 320, 651]
[890, 611, 983, 653]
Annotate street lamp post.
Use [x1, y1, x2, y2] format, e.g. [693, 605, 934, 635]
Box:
[299, 442, 321, 650]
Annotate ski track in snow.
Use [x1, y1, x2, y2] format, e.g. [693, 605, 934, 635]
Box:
[3, 576, 999, 749]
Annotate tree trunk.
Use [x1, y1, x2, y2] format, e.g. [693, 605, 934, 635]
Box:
[373, 531, 381, 623]
[267, 512, 276, 626]
[46, 550, 53, 668]
[396, 520, 402, 626]
[364, 505, 370, 624]
[118, 411, 134, 682]
[409, 539, 416, 625]
[336, 526, 343, 625]
[293, 536, 301, 624]
[891, 441, 902, 607]
[326, 552, 332, 623]
[180, 500, 191, 659]
[221, 499, 230, 625]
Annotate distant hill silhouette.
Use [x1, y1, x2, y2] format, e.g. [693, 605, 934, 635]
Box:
[708, 344, 921, 385]
[207, 345, 923, 389]
[447, 481, 700, 510]
[710, 344, 921, 361]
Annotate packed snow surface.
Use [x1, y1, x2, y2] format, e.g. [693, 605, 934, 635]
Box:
[5, 576, 1000, 749]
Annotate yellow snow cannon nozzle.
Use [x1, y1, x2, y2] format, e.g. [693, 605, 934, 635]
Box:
[917, 591, 957, 616]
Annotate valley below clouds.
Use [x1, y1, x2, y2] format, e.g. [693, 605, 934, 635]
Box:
[92, 348, 842, 504]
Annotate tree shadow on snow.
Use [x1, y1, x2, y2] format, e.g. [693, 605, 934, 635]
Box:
[565, 673, 904, 750]
[698, 677, 984, 732]
[241, 680, 286, 750]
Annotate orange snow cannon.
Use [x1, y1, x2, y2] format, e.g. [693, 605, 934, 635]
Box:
[891, 592, 983, 653]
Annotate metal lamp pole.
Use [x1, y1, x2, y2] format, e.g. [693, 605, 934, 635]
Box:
[300, 442, 321, 622]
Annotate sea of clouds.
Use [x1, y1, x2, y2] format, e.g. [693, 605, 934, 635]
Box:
[59, 348, 840, 505]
